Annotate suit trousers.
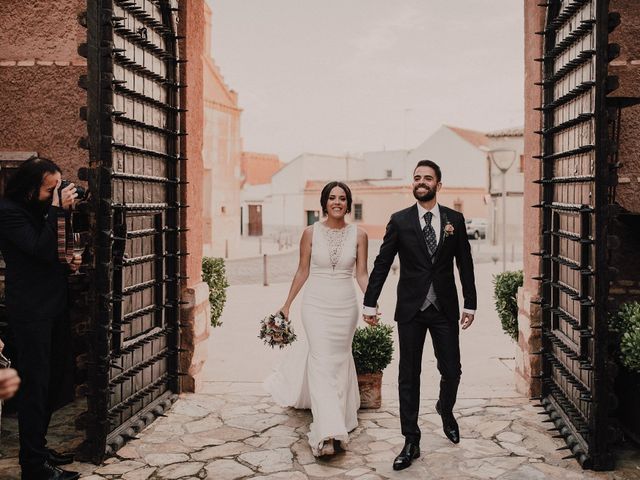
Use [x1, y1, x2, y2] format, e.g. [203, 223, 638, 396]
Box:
[10, 313, 72, 468]
[397, 305, 461, 444]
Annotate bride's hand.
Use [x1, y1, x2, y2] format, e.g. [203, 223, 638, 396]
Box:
[278, 306, 290, 319]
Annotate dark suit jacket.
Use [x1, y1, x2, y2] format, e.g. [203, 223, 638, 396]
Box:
[364, 204, 476, 323]
[0, 199, 68, 322]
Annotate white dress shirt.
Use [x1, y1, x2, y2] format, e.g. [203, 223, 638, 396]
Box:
[362, 202, 475, 317]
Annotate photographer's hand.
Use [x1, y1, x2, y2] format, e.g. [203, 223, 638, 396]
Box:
[59, 182, 78, 211]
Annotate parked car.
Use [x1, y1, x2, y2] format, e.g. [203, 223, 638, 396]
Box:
[466, 218, 488, 240]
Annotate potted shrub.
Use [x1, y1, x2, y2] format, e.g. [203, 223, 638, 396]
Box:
[610, 301, 640, 443]
[352, 323, 394, 409]
[493, 270, 523, 341]
[202, 257, 230, 328]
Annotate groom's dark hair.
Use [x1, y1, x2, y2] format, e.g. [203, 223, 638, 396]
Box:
[320, 181, 352, 215]
[414, 159, 442, 183]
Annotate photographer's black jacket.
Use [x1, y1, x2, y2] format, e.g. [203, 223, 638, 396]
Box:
[0, 199, 68, 322]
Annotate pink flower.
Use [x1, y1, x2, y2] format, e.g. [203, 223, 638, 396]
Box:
[444, 222, 455, 237]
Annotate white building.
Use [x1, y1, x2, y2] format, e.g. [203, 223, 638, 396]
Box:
[241, 126, 524, 242]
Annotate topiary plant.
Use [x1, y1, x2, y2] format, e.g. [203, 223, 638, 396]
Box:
[493, 270, 523, 341]
[610, 301, 640, 373]
[202, 257, 229, 328]
[352, 323, 394, 374]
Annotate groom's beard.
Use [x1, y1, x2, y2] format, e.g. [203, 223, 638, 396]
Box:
[413, 184, 436, 202]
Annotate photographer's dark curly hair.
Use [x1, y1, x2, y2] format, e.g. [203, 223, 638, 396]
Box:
[4, 155, 61, 204]
[320, 181, 352, 216]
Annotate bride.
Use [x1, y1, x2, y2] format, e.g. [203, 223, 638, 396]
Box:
[264, 181, 373, 457]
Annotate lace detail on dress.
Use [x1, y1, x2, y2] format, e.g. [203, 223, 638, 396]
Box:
[322, 225, 348, 270]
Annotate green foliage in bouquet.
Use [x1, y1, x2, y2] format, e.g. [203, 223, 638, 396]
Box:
[493, 270, 523, 341]
[610, 301, 640, 373]
[202, 257, 229, 328]
[352, 323, 394, 374]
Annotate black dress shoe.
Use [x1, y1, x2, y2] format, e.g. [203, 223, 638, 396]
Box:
[21, 461, 79, 480]
[436, 401, 460, 444]
[47, 449, 74, 466]
[392, 442, 420, 471]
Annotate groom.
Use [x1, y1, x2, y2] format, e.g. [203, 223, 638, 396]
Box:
[362, 159, 477, 471]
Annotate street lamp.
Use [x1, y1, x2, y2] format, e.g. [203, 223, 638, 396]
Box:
[481, 148, 516, 272]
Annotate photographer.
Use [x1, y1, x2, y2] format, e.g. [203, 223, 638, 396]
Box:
[0, 156, 81, 480]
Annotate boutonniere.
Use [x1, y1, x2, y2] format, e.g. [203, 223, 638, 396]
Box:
[444, 221, 455, 237]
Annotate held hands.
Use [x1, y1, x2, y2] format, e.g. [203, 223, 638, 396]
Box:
[52, 179, 78, 210]
[362, 305, 381, 326]
[460, 312, 475, 330]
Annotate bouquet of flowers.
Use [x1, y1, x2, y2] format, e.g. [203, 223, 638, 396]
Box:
[259, 311, 297, 349]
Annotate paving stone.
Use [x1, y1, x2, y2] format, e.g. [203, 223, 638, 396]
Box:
[357, 412, 393, 420]
[143, 453, 189, 466]
[95, 460, 146, 475]
[151, 422, 186, 435]
[156, 461, 205, 479]
[182, 426, 253, 446]
[291, 438, 316, 465]
[303, 463, 347, 477]
[456, 399, 489, 408]
[251, 472, 308, 480]
[366, 428, 402, 441]
[245, 436, 269, 448]
[459, 406, 484, 416]
[204, 459, 254, 480]
[499, 441, 543, 459]
[116, 445, 141, 459]
[238, 448, 293, 473]
[170, 400, 211, 417]
[191, 441, 255, 461]
[527, 463, 588, 479]
[477, 420, 511, 438]
[496, 431, 523, 443]
[459, 438, 509, 459]
[496, 464, 547, 480]
[354, 475, 384, 480]
[184, 416, 224, 434]
[226, 413, 289, 432]
[77, 477, 104, 480]
[345, 467, 372, 476]
[459, 459, 506, 479]
[366, 460, 430, 478]
[373, 418, 400, 429]
[367, 441, 393, 452]
[122, 467, 156, 480]
[263, 424, 297, 437]
[259, 435, 298, 449]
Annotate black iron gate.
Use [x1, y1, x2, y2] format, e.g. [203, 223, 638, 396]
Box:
[81, 0, 184, 461]
[535, 0, 620, 470]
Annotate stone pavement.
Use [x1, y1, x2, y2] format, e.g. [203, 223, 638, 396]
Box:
[2, 384, 637, 479]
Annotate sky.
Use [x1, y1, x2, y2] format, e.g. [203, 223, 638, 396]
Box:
[209, 0, 524, 162]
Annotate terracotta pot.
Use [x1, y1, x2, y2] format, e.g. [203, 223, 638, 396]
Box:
[357, 372, 383, 409]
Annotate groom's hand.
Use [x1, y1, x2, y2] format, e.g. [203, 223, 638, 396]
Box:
[363, 314, 378, 326]
[460, 312, 474, 330]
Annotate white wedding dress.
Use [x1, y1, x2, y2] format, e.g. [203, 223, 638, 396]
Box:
[264, 222, 360, 454]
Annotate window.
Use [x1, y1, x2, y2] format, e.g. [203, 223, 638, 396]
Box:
[453, 200, 463, 213]
[385, 169, 392, 178]
[519, 154, 524, 173]
[354, 203, 363, 221]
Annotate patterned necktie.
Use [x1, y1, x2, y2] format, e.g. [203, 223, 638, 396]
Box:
[423, 212, 437, 256]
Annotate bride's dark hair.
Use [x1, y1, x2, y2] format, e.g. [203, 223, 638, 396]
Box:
[320, 181, 352, 215]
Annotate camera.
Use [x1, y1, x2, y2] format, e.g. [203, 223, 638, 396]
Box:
[60, 180, 89, 201]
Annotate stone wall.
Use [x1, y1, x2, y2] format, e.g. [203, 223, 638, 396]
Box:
[516, 1, 544, 398]
[179, 0, 211, 393]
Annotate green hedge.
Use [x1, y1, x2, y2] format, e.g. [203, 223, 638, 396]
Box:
[610, 302, 640, 373]
[202, 257, 229, 328]
[352, 323, 394, 374]
[493, 270, 523, 341]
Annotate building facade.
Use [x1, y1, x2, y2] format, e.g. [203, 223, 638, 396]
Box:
[202, 2, 243, 258]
